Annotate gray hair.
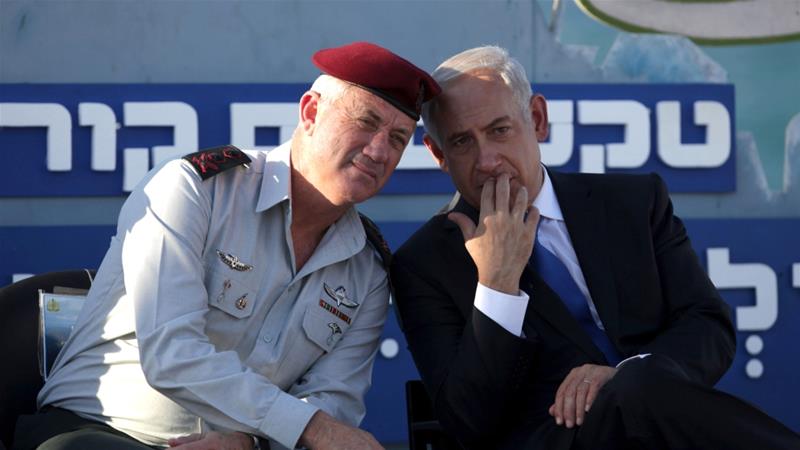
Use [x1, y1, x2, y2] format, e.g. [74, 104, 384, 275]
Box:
[421, 46, 533, 145]
[309, 74, 351, 106]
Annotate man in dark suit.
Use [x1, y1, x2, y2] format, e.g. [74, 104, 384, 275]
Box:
[391, 46, 800, 449]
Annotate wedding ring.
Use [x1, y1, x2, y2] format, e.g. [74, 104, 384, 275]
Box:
[582, 379, 591, 384]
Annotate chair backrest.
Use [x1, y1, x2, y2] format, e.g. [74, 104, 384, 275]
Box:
[0, 270, 95, 448]
[406, 379, 462, 450]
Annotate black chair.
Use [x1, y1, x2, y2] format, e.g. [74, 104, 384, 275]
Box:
[406, 379, 462, 450]
[0, 270, 95, 449]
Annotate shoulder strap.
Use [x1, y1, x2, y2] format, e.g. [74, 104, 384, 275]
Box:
[182, 145, 252, 180]
[359, 213, 392, 272]
[358, 213, 399, 316]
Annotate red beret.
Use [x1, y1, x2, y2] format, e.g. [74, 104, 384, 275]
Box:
[312, 42, 441, 121]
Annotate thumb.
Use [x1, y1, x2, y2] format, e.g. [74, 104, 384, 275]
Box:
[447, 212, 477, 241]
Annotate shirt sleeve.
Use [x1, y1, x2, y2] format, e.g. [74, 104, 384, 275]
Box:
[473, 283, 530, 337]
[120, 160, 317, 449]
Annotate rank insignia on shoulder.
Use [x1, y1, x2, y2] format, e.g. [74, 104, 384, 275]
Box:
[183, 145, 251, 180]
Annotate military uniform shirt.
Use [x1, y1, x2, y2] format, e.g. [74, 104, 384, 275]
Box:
[37, 142, 390, 450]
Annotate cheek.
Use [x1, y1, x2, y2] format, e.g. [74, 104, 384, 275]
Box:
[446, 158, 474, 179]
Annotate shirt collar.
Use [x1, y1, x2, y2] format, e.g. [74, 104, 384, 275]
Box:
[256, 142, 292, 213]
[533, 165, 564, 221]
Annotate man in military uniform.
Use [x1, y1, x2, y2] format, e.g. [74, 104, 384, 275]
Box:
[13, 42, 440, 450]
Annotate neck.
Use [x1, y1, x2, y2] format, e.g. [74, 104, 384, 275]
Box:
[288, 141, 351, 270]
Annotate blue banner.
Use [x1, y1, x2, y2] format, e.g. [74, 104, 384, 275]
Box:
[1, 83, 735, 196]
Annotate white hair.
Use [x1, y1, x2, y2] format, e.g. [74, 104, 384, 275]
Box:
[309, 74, 351, 106]
[421, 46, 533, 145]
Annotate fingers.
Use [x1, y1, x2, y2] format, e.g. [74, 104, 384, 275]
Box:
[511, 185, 528, 219]
[551, 365, 617, 428]
[495, 173, 510, 214]
[561, 376, 579, 428]
[447, 212, 477, 241]
[552, 373, 568, 426]
[478, 177, 496, 222]
[574, 377, 591, 426]
[551, 365, 590, 428]
[585, 379, 601, 413]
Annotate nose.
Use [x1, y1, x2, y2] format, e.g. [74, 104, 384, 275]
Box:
[362, 130, 391, 164]
[475, 142, 502, 173]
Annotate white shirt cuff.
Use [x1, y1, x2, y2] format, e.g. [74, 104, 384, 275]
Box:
[473, 283, 530, 337]
[616, 353, 651, 369]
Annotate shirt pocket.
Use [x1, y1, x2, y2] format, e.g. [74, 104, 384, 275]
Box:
[205, 267, 255, 319]
[301, 303, 353, 353]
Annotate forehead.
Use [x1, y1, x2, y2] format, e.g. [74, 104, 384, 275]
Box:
[435, 71, 520, 134]
[337, 86, 416, 127]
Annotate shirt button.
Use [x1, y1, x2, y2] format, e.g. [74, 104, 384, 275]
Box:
[263, 335, 272, 343]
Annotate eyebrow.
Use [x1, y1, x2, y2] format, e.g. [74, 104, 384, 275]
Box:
[362, 108, 414, 139]
[482, 116, 512, 132]
[444, 115, 512, 143]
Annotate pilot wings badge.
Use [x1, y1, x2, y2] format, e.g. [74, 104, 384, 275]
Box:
[324, 283, 359, 309]
[216, 250, 253, 272]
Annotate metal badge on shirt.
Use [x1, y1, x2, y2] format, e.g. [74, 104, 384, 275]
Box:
[323, 283, 358, 308]
[327, 322, 343, 345]
[216, 250, 254, 272]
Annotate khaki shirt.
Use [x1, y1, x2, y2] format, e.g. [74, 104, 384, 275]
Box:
[38, 143, 390, 449]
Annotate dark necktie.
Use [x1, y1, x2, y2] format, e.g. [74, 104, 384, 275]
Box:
[531, 236, 622, 366]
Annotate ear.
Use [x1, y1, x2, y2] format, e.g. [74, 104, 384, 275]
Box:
[530, 94, 549, 142]
[423, 134, 448, 173]
[299, 91, 322, 134]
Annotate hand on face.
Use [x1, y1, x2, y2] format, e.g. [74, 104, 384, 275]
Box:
[549, 363, 617, 429]
[448, 173, 539, 295]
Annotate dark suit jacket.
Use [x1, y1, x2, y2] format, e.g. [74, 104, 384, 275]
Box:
[391, 171, 736, 450]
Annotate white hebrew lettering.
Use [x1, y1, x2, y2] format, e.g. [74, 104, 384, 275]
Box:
[0, 103, 72, 171]
[579, 144, 605, 174]
[707, 247, 778, 331]
[578, 100, 650, 173]
[230, 103, 298, 152]
[123, 102, 198, 165]
[540, 100, 574, 166]
[79, 103, 117, 171]
[657, 101, 731, 168]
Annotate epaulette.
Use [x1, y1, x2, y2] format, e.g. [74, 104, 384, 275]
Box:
[359, 213, 392, 272]
[182, 145, 252, 180]
[359, 213, 398, 314]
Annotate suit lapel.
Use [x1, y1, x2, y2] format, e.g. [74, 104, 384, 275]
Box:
[549, 171, 621, 350]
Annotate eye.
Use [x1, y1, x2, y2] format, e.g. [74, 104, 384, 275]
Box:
[389, 133, 408, 151]
[357, 117, 378, 131]
[451, 135, 472, 148]
[493, 126, 510, 135]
